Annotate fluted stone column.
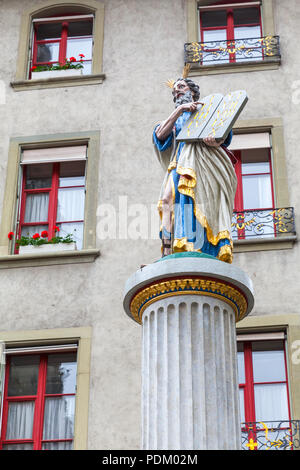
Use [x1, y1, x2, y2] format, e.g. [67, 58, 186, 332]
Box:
[123, 253, 254, 450]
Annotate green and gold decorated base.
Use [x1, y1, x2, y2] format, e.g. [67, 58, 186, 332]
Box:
[124, 253, 254, 325]
[156, 252, 217, 262]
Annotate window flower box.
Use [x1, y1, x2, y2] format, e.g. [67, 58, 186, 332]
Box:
[31, 69, 83, 80]
[8, 228, 78, 255]
[19, 242, 77, 254]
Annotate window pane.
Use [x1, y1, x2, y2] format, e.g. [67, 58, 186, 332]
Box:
[66, 37, 93, 60]
[57, 222, 84, 250]
[254, 384, 289, 421]
[8, 356, 40, 396]
[239, 388, 245, 423]
[203, 28, 227, 43]
[46, 353, 77, 394]
[242, 174, 273, 209]
[59, 161, 85, 187]
[237, 351, 245, 383]
[24, 193, 49, 222]
[42, 441, 73, 450]
[43, 396, 75, 440]
[80, 60, 92, 75]
[36, 23, 62, 40]
[201, 10, 227, 28]
[234, 25, 261, 40]
[56, 187, 85, 221]
[253, 349, 286, 382]
[68, 20, 93, 37]
[25, 163, 53, 189]
[21, 225, 48, 239]
[37, 43, 60, 63]
[242, 162, 270, 175]
[2, 443, 33, 450]
[233, 7, 260, 25]
[6, 401, 35, 439]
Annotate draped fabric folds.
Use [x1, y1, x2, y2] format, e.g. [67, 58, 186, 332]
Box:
[153, 111, 237, 263]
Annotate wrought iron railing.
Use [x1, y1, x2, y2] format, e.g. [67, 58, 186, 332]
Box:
[241, 421, 300, 450]
[184, 35, 281, 66]
[231, 207, 296, 241]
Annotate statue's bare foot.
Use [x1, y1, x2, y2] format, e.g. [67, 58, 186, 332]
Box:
[162, 239, 172, 257]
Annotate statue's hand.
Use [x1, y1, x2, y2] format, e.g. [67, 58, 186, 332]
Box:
[179, 101, 203, 114]
[203, 136, 224, 147]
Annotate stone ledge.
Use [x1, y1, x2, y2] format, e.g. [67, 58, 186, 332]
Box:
[188, 59, 280, 77]
[233, 235, 297, 253]
[10, 73, 106, 91]
[0, 248, 100, 269]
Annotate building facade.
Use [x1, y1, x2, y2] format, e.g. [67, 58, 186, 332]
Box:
[0, 0, 299, 450]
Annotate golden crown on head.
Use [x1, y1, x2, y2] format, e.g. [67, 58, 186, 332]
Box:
[165, 64, 191, 89]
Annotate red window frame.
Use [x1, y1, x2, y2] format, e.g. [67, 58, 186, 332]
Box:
[18, 162, 85, 247]
[31, 16, 93, 76]
[239, 340, 291, 449]
[0, 353, 77, 450]
[233, 148, 275, 239]
[199, 1, 263, 63]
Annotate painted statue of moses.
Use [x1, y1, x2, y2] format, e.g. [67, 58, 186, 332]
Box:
[153, 75, 237, 263]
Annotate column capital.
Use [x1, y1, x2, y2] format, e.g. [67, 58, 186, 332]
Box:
[123, 253, 254, 325]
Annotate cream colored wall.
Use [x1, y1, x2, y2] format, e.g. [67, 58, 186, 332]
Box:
[0, 0, 299, 450]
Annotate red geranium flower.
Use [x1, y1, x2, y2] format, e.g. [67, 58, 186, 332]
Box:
[32, 233, 40, 240]
[8, 231, 14, 240]
[69, 57, 76, 62]
[31, 66, 37, 71]
[79, 54, 85, 58]
[54, 226, 60, 232]
[41, 230, 48, 238]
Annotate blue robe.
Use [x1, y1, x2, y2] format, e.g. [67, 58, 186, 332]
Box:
[153, 111, 235, 263]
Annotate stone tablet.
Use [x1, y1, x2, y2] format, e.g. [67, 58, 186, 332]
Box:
[176, 90, 248, 143]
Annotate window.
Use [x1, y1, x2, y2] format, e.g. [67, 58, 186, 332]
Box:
[237, 337, 291, 450]
[0, 350, 77, 450]
[186, 1, 280, 75]
[11, 1, 105, 90]
[199, 1, 263, 64]
[0, 132, 100, 267]
[229, 133, 276, 240]
[31, 15, 93, 78]
[17, 146, 87, 251]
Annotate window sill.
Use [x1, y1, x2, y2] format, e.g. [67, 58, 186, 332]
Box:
[188, 59, 280, 77]
[233, 235, 297, 253]
[10, 73, 106, 91]
[0, 248, 100, 269]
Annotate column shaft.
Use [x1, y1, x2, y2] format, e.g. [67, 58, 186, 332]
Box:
[141, 295, 241, 450]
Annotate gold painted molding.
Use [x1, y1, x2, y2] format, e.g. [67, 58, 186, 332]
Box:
[130, 277, 248, 324]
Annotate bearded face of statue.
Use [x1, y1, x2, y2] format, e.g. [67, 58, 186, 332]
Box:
[172, 80, 194, 108]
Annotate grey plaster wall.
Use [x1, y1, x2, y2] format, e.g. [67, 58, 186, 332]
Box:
[0, 0, 299, 450]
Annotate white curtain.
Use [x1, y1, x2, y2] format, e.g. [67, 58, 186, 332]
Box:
[58, 222, 83, 250]
[24, 193, 49, 223]
[2, 443, 33, 450]
[56, 188, 85, 222]
[254, 383, 289, 422]
[42, 441, 73, 450]
[21, 225, 48, 238]
[43, 396, 75, 441]
[6, 401, 35, 439]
